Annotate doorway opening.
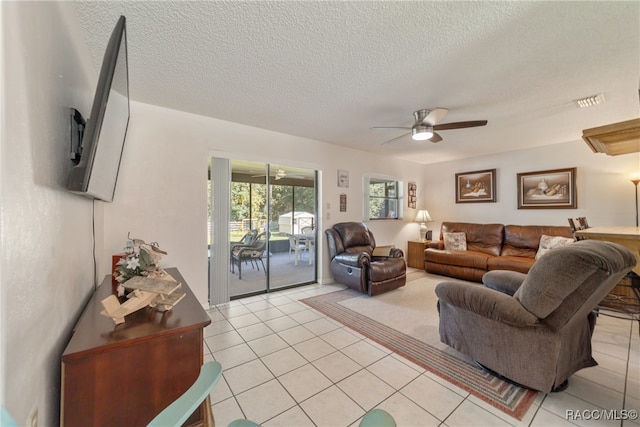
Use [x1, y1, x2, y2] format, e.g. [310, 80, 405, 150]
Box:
[209, 158, 318, 302]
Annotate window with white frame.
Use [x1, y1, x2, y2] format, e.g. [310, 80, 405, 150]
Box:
[363, 176, 403, 220]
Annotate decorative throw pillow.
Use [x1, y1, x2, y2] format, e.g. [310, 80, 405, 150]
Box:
[372, 245, 394, 257]
[443, 232, 467, 251]
[535, 235, 575, 260]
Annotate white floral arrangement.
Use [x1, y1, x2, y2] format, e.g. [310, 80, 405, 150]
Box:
[114, 237, 167, 296]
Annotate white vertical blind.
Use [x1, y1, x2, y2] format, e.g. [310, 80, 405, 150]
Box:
[209, 157, 230, 305]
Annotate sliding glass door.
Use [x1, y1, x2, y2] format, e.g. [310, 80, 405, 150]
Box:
[228, 160, 269, 296]
[267, 164, 317, 291]
[210, 158, 317, 301]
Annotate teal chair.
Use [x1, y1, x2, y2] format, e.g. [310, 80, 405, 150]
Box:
[360, 408, 396, 427]
[147, 361, 222, 427]
[1, 406, 19, 427]
[226, 408, 395, 427]
[228, 420, 260, 427]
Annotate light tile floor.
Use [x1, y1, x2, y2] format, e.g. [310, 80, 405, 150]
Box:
[204, 281, 640, 427]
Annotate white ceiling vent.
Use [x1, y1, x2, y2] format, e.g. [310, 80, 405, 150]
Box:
[574, 93, 605, 108]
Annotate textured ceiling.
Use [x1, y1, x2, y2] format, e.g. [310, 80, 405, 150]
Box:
[73, 1, 640, 165]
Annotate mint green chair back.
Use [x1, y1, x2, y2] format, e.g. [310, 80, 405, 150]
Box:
[147, 361, 222, 427]
[228, 419, 261, 427]
[1, 407, 19, 427]
[359, 408, 396, 427]
[226, 407, 395, 427]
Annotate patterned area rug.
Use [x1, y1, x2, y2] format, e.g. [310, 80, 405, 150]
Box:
[301, 271, 538, 420]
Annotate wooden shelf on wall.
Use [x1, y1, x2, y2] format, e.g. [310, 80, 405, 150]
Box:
[582, 118, 640, 156]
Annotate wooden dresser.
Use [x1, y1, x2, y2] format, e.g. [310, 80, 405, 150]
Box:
[61, 268, 211, 426]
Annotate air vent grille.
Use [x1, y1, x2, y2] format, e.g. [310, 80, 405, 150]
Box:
[575, 93, 605, 108]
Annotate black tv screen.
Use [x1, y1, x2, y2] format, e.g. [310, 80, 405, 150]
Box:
[67, 15, 129, 202]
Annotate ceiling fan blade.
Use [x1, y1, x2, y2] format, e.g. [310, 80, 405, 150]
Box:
[421, 108, 449, 125]
[429, 132, 443, 143]
[381, 132, 411, 145]
[433, 120, 488, 131]
[370, 126, 412, 130]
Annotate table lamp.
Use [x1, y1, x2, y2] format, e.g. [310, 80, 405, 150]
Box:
[632, 173, 640, 227]
[414, 210, 433, 241]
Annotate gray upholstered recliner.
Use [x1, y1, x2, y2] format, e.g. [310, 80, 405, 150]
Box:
[325, 222, 406, 296]
[435, 239, 635, 393]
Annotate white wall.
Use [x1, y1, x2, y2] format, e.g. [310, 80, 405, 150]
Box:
[102, 101, 640, 308]
[1, 2, 98, 425]
[102, 102, 425, 303]
[423, 141, 640, 235]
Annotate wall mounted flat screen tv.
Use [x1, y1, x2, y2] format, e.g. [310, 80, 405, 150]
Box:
[67, 15, 129, 202]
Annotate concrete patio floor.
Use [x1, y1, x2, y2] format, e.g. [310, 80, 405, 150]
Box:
[229, 250, 316, 298]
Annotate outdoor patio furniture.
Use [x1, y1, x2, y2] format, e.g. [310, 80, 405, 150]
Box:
[287, 233, 309, 265]
[230, 229, 258, 253]
[231, 232, 267, 279]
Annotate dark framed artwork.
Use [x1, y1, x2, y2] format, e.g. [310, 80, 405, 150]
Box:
[517, 167, 577, 209]
[408, 182, 417, 209]
[455, 169, 496, 203]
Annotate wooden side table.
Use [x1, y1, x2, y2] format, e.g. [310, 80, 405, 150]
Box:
[407, 240, 431, 269]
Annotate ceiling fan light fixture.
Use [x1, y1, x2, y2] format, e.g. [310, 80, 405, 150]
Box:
[412, 125, 433, 141]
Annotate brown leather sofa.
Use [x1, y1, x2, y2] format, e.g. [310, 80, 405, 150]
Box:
[424, 221, 574, 282]
[326, 222, 406, 296]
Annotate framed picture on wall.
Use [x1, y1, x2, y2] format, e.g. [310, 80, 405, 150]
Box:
[455, 169, 496, 203]
[517, 167, 577, 209]
[338, 170, 349, 188]
[408, 182, 417, 209]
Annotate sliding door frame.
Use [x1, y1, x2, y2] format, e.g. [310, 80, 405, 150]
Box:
[209, 156, 319, 305]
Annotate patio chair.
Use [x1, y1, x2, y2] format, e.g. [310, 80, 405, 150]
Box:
[230, 229, 258, 253]
[286, 233, 308, 265]
[231, 232, 267, 279]
[301, 227, 316, 263]
[230, 229, 258, 269]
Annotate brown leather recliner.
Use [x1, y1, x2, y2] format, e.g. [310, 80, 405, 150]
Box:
[325, 222, 406, 296]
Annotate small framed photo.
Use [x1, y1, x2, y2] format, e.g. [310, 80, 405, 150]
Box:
[338, 170, 349, 188]
[455, 169, 496, 203]
[339, 193, 347, 212]
[517, 167, 577, 209]
[408, 182, 417, 209]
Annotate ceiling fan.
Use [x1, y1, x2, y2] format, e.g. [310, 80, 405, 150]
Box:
[251, 169, 288, 180]
[371, 108, 487, 145]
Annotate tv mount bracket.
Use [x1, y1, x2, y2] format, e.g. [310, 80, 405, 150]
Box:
[70, 108, 86, 165]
